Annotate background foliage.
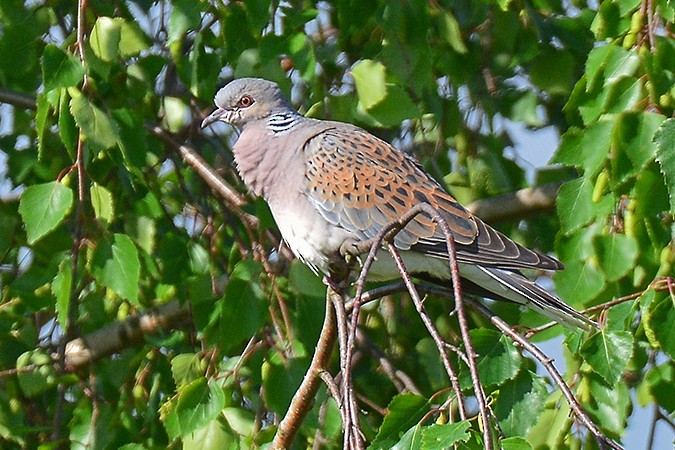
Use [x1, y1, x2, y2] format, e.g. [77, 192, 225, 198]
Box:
[0, 0, 673, 448]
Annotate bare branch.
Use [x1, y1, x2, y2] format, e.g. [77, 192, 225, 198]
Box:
[465, 182, 562, 223]
[0, 87, 37, 110]
[272, 290, 338, 449]
[356, 329, 422, 395]
[464, 300, 623, 450]
[63, 300, 190, 370]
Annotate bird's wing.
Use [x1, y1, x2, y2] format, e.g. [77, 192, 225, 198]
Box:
[302, 126, 562, 271]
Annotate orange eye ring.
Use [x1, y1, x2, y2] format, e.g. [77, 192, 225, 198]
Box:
[237, 95, 254, 108]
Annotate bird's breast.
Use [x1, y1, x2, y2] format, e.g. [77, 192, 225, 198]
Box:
[269, 192, 354, 274]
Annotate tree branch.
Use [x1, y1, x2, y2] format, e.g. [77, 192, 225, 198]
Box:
[62, 300, 190, 370]
[0, 87, 37, 110]
[465, 182, 562, 223]
[271, 290, 338, 449]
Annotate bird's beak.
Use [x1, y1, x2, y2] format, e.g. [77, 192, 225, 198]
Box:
[201, 107, 227, 128]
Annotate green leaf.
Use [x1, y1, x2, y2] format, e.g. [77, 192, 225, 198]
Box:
[0, 214, 18, 258]
[171, 353, 204, 388]
[654, 118, 675, 221]
[52, 258, 73, 327]
[222, 407, 255, 437]
[510, 91, 543, 126]
[438, 12, 467, 54]
[645, 363, 675, 413]
[162, 96, 190, 133]
[42, 44, 84, 91]
[556, 178, 595, 234]
[604, 77, 642, 113]
[118, 19, 150, 57]
[89, 16, 149, 61]
[262, 358, 309, 415]
[585, 44, 613, 90]
[168, 0, 202, 45]
[370, 394, 429, 450]
[494, 370, 547, 437]
[603, 45, 639, 86]
[647, 293, 675, 359]
[112, 107, 149, 168]
[592, 234, 638, 282]
[220, 260, 266, 349]
[586, 373, 630, 435]
[70, 92, 120, 149]
[530, 49, 575, 96]
[581, 331, 633, 385]
[351, 59, 387, 110]
[58, 91, 77, 159]
[615, 112, 666, 170]
[16, 350, 56, 397]
[182, 420, 234, 450]
[526, 400, 571, 448]
[500, 436, 533, 450]
[390, 424, 423, 450]
[460, 329, 522, 389]
[176, 378, 226, 436]
[554, 259, 605, 306]
[552, 120, 614, 175]
[90, 183, 114, 225]
[367, 84, 420, 127]
[91, 233, 140, 303]
[19, 181, 74, 244]
[420, 421, 471, 449]
[90, 17, 122, 62]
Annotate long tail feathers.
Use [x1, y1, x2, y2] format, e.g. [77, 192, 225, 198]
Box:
[463, 265, 598, 331]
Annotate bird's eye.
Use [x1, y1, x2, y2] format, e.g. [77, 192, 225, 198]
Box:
[237, 95, 254, 108]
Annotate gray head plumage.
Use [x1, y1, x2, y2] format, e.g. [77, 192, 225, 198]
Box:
[201, 78, 295, 129]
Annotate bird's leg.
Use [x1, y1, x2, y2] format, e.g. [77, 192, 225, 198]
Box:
[338, 237, 376, 263]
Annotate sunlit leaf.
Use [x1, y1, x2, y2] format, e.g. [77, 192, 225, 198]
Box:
[494, 371, 547, 437]
[70, 92, 120, 149]
[420, 421, 471, 449]
[351, 59, 387, 110]
[370, 394, 429, 450]
[42, 44, 84, 91]
[19, 181, 73, 244]
[176, 378, 226, 436]
[581, 331, 633, 385]
[91, 233, 140, 303]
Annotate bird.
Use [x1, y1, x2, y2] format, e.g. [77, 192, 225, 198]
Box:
[201, 77, 596, 330]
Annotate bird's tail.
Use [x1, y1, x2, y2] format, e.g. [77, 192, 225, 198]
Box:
[460, 264, 598, 331]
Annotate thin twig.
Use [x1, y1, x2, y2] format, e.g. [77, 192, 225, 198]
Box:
[331, 284, 365, 450]
[54, 1, 89, 442]
[356, 329, 422, 395]
[467, 300, 623, 450]
[0, 87, 37, 109]
[356, 281, 621, 449]
[526, 276, 674, 337]
[424, 203, 493, 449]
[387, 245, 467, 418]
[271, 290, 338, 449]
[343, 204, 468, 422]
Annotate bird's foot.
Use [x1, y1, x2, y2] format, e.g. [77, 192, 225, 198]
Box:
[323, 275, 351, 293]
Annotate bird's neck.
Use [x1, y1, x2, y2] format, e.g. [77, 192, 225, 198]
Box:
[266, 111, 302, 134]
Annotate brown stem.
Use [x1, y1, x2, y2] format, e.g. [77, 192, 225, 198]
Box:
[386, 244, 467, 419]
[0, 87, 37, 109]
[62, 300, 191, 370]
[271, 290, 337, 449]
[466, 300, 623, 450]
[465, 182, 562, 223]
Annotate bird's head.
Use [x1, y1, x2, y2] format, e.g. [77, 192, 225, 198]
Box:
[201, 78, 294, 129]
